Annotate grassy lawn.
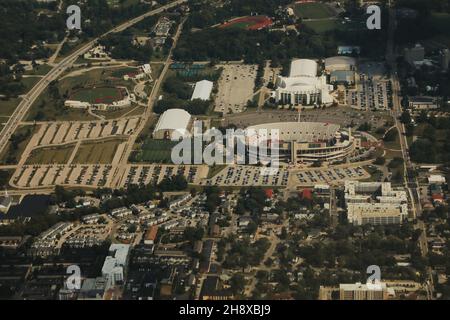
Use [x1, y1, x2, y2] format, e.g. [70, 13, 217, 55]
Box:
[132, 139, 177, 163]
[20, 77, 41, 92]
[207, 165, 226, 179]
[73, 138, 125, 164]
[24, 64, 52, 76]
[27, 88, 97, 121]
[303, 19, 341, 33]
[362, 165, 383, 182]
[0, 125, 38, 165]
[70, 87, 124, 104]
[294, 2, 335, 19]
[27, 66, 141, 121]
[0, 98, 21, 117]
[26, 144, 75, 165]
[0, 169, 13, 188]
[96, 105, 145, 120]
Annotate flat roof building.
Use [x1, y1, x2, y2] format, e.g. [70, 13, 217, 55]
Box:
[324, 56, 356, 73]
[345, 181, 408, 225]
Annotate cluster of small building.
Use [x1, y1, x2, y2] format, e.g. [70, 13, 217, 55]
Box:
[29, 222, 74, 257]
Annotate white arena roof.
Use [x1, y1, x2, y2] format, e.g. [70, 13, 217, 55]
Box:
[289, 59, 318, 78]
[191, 80, 213, 101]
[154, 109, 191, 136]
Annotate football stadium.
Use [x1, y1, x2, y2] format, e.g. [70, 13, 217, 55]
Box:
[246, 121, 359, 165]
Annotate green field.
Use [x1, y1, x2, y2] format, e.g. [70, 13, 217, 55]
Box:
[294, 2, 335, 19]
[0, 98, 21, 117]
[27, 66, 139, 121]
[0, 125, 38, 165]
[26, 144, 75, 164]
[70, 87, 124, 104]
[303, 19, 341, 33]
[133, 139, 178, 163]
[73, 139, 125, 164]
[24, 64, 52, 76]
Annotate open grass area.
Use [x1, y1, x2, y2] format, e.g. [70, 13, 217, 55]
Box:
[303, 19, 341, 33]
[0, 169, 13, 188]
[207, 165, 226, 179]
[20, 77, 41, 92]
[293, 2, 335, 19]
[26, 144, 75, 165]
[70, 86, 125, 104]
[362, 165, 384, 182]
[132, 139, 177, 163]
[96, 105, 145, 120]
[27, 66, 141, 121]
[24, 64, 52, 76]
[0, 98, 21, 117]
[27, 88, 97, 121]
[73, 138, 125, 164]
[0, 125, 38, 165]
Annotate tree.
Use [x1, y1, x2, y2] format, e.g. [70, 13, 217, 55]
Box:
[229, 273, 246, 295]
[400, 111, 412, 124]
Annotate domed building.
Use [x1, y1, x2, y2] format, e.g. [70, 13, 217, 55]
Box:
[274, 59, 334, 106]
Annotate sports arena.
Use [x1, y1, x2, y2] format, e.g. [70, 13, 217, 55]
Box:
[246, 122, 359, 164]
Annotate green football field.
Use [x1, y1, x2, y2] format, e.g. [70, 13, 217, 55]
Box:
[70, 87, 123, 104]
[136, 139, 178, 163]
[294, 2, 335, 19]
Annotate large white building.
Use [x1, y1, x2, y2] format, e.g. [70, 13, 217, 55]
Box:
[246, 122, 359, 164]
[274, 59, 334, 106]
[345, 181, 408, 225]
[153, 109, 192, 140]
[191, 80, 213, 101]
[101, 244, 130, 287]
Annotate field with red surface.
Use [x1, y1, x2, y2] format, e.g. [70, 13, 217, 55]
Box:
[220, 16, 273, 31]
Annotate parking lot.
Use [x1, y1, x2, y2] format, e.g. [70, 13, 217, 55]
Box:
[201, 166, 290, 187]
[200, 164, 370, 188]
[10, 164, 208, 189]
[122, 164, 208, 186]
[28, 117, 140, 149]
[291, 165, 370, 186]
[346, 76, 393, 110]
[214, 64, 257, 114]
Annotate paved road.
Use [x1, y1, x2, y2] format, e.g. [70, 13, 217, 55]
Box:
[386, 1, 433, 299]
[110, 17, 187, 189]
[0, 0, 187, 158]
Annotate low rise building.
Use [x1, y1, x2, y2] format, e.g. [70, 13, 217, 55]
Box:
[408, 96, 439, 110]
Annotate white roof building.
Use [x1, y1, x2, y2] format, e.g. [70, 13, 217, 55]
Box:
[275, 59, 334, 106]
[191, 80, 213, 101]
[101, 244, 130, 287]
[428, 175, 446, 184]
[153, 109, 192, 140]
[289, 59, 318, 78]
